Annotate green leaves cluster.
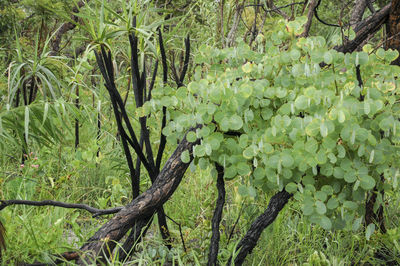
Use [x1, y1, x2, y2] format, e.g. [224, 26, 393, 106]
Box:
[151, 18, 400, 232]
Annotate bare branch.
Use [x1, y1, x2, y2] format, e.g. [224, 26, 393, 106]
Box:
[0, 200, 122, 217]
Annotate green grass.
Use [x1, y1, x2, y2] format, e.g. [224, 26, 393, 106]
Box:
[1, 146, 399, 265]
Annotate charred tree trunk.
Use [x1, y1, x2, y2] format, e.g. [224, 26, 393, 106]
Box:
[335, 4, 391, 53]
[227, 190, 292, 266]
[207, 164, 226, 266]
[386, 0, 400, 65]
[74, 86, 79, 149]
[77, 128, 200, 264]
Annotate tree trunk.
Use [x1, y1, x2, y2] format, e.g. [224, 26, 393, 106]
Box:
[386, 0, 400, 65]
[227, 190, 292, 266]
[335, 4, 391, 53]
[77, 128, 200, 264]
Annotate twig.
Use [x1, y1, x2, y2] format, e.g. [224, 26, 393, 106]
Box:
[245, 1, 305, 14]
[165, 214, 187, 252]
[0, 199, 122, 217]
[314, 0, 340, 27]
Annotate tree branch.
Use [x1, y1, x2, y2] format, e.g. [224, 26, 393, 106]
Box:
[227, 190, 292, 265]
[0, 200, 122, 217]
[335, 3, 391, 53]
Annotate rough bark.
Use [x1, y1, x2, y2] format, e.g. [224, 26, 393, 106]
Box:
[386, 0, 400, 65]
[335, 3, 391, 53]
[77, 128, 200, 264]
[227, 190, 292, 266]
[350, 0, 369, 28]
[226, 0, 244, 47]
[207, 164, 226, 266]
[51, 0, 90, 54]
[299, 0, 318, 38]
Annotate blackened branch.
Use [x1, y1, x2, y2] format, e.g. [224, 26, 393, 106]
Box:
[0, 200, 122, 217]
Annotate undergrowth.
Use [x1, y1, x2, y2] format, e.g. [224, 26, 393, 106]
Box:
[1, 146, 399, 265]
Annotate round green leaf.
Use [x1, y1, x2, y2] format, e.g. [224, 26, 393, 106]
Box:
[319, 215, 332, 230]
[360, 175, 376, 190]
[181, 150, 190, 163]
[315, 201, 327, 215]
[230, 114, 243, 130]
[186, 131, 197, 143]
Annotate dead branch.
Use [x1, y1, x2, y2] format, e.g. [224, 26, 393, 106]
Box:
[0, 200, 122, 217]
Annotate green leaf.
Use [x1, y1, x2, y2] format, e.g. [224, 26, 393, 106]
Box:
[286, 182, 298, 193]
[338, 110, 346, 123]
[303, 203, 314, 216]
[243, 145, 257, 159]
[306, 119, 320, 136]
[305, 138, 318, 154]
[352, 217, 363, 231]
[343, 201, 358, 210]
[360, 175, 376, 190]
[324, 51, 333, 64]
[230, 114, 243, 130]
[242, 62, 253, 73]
[316, 150, 327, 164]
[337, 145, 346, 158]
[294, 95, 308, 110]
[253, 167, 265, 180]
[238, 185, 248, 196]
[237, 162, 251, 176]
[290, 49, 301, 61]
[319, 215, 332, 230]
[320, 122, 328, 137]
[315, 201, 327, 215]
[365, 223, 375, 240]
[224, 166, 237, 179]
[186, 131, 197, 142]
[194, 145, 206, 157]
[316, 191, 327, 202]
[281, 153, 294, 168]
[181, 150, 190, 163]
[344, 172, 357, 183]
[327, 197, 338, 209]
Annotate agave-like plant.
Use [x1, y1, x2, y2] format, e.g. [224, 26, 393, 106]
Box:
[1, 28, 74, 152]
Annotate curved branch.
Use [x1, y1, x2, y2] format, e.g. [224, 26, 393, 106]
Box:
[0, 199, 122, 217]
